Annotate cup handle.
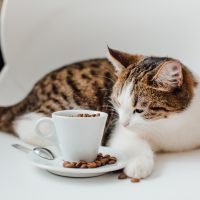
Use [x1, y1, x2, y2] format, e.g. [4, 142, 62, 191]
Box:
[35, 117, 55, 139]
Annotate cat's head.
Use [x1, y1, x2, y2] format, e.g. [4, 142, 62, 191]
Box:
[108, 47, 197, 130]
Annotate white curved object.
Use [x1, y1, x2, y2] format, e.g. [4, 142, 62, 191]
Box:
[0, 0, 200, 105]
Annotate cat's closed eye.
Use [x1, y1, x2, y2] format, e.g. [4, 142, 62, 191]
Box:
[133, 109, 144, 114]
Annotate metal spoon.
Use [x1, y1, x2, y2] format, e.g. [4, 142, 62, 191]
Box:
[12, 144, 54, 160]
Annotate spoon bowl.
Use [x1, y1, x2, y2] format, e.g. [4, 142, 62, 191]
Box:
[33, 147, 54, 160]
[12, 144, 55, 160]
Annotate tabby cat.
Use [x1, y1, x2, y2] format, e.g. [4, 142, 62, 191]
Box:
[0, 47, 200, 179]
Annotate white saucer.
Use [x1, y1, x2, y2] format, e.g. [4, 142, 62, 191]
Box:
[28, 146, 127, 177]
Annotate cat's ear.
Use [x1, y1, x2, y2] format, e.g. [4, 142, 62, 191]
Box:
[107, 47, 143, 74]
[153, 61, 183, 90]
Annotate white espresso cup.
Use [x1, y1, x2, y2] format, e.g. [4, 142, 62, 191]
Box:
[35, 110, 108, 162]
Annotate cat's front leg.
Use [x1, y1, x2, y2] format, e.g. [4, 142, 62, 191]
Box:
[108, 126, 154, 179]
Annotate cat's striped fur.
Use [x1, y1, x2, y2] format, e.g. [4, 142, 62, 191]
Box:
[0, 58, 117, 145]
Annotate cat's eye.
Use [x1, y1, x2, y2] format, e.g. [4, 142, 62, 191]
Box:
[133, 109, 144, 114]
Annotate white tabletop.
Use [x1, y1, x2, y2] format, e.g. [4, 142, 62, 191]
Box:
[1, 132, 200, 200]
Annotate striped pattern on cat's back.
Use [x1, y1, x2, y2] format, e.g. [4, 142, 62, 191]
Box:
[0, 58, 118, 144]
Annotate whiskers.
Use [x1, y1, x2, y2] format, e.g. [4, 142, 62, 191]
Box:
[102, 104, 119, 118]
[93, 74, 116, 84]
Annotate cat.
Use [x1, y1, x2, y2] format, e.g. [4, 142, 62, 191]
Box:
[0, 47, 200, 179]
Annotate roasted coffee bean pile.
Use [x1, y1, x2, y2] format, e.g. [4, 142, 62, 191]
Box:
[118, 172, 140, 183]
[63, 153, 117, 169]
[76, 113, 100, 117]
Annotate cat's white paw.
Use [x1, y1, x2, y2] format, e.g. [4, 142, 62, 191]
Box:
[124, 156, 154, 179]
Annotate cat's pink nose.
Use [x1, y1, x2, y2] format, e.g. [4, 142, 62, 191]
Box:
[122, 121, 130, 127]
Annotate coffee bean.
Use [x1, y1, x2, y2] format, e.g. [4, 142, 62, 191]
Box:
[110, 157, 117, 161]
[100, 158, 105, 165]
[104, 154, 111, 158]
[131, 178, 140, 183]
[118, 172, 128, 179]
[80, 164, 88, 168]
[87, 162, 97, 168]
[95, 160, 102, 167]
[75, 113, 100, 117]
[108, 160, 116, 164]
[72, 162, 77, 166]
[63, 161, 70, 165]
[63, 162, 76, 168]
[76, 161, 83, 168]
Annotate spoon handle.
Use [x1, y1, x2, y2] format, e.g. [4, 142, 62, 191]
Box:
[12, 144, 31, 154]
